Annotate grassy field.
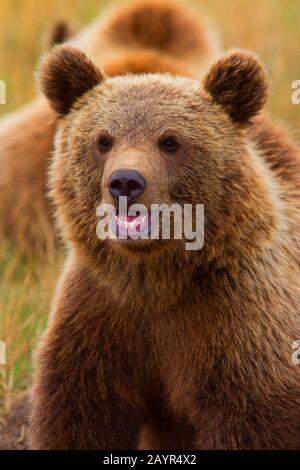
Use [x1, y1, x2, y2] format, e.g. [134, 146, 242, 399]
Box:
[0, 0, 300, 412]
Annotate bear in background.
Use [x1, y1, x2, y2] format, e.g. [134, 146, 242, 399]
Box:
[0, 0, 219, 258]
[29, 44, 300, 449]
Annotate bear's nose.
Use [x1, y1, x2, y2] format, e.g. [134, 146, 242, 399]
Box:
[108, 169, 146, 201]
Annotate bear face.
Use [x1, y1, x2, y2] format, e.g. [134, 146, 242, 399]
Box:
[39, 46, 271, 266]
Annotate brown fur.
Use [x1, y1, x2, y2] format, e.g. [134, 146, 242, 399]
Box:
[100, 0, 213, 59]
[30, 46, 300, 450]
[204, 50, 269, 125]
[103, 50, 194, 78]
[0, 0, 218, 257]
[0, 99, 58, 257]
[39, 46, 103, 115]
[45, 20, 78, 48]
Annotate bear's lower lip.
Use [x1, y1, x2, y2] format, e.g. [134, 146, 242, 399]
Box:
[115, 211, 153, 238]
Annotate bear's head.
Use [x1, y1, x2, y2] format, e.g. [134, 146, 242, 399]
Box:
[39, 45, 272, 268]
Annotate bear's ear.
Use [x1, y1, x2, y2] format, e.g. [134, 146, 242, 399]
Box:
[38, 45, 104, 115]
[203, 50, 269, 125]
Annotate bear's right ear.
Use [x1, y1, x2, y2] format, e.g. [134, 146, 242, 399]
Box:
[38, 45, 104, 115]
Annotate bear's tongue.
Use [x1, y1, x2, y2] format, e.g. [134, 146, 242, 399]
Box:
[116, 211, 150, 236]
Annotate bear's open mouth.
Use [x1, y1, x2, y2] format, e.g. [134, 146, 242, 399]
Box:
[115, 211, 154, 239]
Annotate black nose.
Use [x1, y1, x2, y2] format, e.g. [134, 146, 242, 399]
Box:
[108, 169, 146, 201]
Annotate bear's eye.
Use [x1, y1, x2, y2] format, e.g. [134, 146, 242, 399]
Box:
[98, 135, 113, 151]
[159, 136, 179, 153]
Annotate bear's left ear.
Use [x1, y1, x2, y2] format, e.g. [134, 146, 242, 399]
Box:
[38, 45, 104, 115]
[203, 50, 269, 126]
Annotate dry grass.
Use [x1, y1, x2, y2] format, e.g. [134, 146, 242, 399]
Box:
[0, 242, 63, 411]
[0, 0, 300, 412]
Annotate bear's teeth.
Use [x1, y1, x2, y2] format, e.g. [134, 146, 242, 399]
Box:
[116, 212, 150, 235]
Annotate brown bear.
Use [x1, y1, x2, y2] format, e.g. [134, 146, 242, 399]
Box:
[29, 43, 300, 450]
[0, 0, 219, 258]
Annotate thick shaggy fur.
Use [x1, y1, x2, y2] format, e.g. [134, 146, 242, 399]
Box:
[0, 0, 218, 257]
[204, 50, 269, 125]
[29, 46, 300, 449]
